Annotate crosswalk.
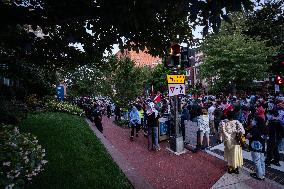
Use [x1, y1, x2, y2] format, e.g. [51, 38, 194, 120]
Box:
[207, 143, 284, 185]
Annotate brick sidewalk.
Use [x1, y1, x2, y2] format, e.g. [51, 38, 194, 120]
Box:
[97, 116, 227, 189]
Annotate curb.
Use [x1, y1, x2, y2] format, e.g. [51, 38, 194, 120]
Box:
[86, 119, 154, 189]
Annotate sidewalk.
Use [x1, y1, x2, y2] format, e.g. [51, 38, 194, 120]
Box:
[87, 117, 284, 189]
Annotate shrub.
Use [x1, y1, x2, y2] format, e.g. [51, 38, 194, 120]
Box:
[25, 94, 42, 111]
[0, 98, 28, 125]
[0, 125, 47, 189]
[44, 100, 85, 117]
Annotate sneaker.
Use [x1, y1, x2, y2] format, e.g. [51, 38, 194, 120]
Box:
[136, 133, 139, 137]
[234, 168, 239, 174]
[130, 136, 134, 141]
[250, 173, 265, 181]
[228, 168, 234, 174]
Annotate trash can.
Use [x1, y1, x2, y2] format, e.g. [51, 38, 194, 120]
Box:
[159, 116, 169, 141]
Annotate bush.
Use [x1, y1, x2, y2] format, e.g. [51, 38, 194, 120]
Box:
[0, 125, 47, 189]
[44, 100, 85, 117]
[0, 98, 28, 125]
[25, 94, 43, 111]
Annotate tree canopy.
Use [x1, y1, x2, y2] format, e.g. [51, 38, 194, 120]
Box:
[199, 13, 279, 92]
[0, 0, 255, 69]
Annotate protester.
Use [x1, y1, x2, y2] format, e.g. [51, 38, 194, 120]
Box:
[220, 111, 245, 174]
[92, 103, 103, 133]
[129, 105, 141, 141]
[266, 110, 284, 166]
[146, 102, 160, 151]
[247, 116, 267, 180]
[197, 108, 210, 149]
[181, 104, 189, 141]
[208, 102, 216, 135]
[107, 104, 112, 118]
[114, 105, 121, 121]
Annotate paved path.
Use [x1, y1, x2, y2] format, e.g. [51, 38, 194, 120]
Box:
[92, 117, 226, 189]
[88, 117, 284, 189]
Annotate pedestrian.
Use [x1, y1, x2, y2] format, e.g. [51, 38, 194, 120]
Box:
[181, 104, 189, 141]
[266, 110, 284, 166]
[247, 116, 267, 180]
[129, 105, 141, 141]
[92, 103, 103, 133]
[220, 111, 245, 174]
[107, 104, 112, 118]
[214, 101, 223, 144]
[114, 105, 121, 121]
[146, 102, 160, 151]
[208, 102, 216, 135]
[197, 108, 210, 149]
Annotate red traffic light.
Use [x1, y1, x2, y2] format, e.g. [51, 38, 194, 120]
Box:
[275, 75, 283, 85]
[171, 44, 181, 55]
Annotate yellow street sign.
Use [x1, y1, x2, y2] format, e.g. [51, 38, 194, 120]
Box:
[167, 75, 185, 84]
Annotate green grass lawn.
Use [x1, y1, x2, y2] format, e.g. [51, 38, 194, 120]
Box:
[19, 112, 133, 189]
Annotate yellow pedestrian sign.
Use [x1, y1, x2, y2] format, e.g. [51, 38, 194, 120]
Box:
[167, 75, 185, 84]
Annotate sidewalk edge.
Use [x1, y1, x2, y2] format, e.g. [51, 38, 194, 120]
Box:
[86, 119, 154, 189]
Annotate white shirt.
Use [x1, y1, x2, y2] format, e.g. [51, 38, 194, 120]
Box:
[208, 106, 215, 121]
[197, 115, 210, 132]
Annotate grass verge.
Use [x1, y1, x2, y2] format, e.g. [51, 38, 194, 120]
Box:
[18, 112, 133, 189]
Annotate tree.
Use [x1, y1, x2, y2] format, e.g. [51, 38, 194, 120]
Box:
[199, 13, 279, 92]
[244, 0, 284, 48]
[110, 58, 149, 108]
[148, 64, 171, 94]
[0, 0, 255, 67]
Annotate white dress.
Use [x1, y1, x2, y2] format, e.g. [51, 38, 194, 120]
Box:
[220, 120, 245, 168]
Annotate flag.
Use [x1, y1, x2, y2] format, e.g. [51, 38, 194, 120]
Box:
[154, 94, 161, 108]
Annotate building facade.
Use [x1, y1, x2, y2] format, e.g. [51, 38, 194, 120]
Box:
[115, 49, 162, 67]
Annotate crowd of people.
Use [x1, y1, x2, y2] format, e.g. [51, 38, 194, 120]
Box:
[77, 92, 284, 181]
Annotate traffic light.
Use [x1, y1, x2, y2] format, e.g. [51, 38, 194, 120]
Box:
[180, 47, 195, 69]
[166, 43, 181, 68]
[275, 75, 283, 85]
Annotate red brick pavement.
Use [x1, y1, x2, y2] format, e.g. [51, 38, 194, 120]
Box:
[101, 117, 227, 189]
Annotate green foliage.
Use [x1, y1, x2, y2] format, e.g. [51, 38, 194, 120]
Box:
[0, 98, 28, 125]
[18, 112, 133, 189]
[149, 64, 170, 93]
[0, 125, 47, 188]
[199, 13, 279, 92]
[110, 57, 147, 108]
[44, 100, 85, 117]
[0, 0, 254, 69]
[244, 0, 284, 48]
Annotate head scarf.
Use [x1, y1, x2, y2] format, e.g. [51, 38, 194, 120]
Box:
[147, 102, 158, 118]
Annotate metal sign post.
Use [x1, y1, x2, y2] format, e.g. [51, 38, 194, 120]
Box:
[167, 74, 186, 155]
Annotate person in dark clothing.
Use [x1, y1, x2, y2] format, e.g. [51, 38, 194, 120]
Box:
[107, 104, 112, 118]
[247, 116, 267, 180]
[92, 103, 103, 133]
[114, 106, 121, 121]
[181, 104, 189, 141]
[214, 102, 223, 144]
[266, 110, 284, 166]
[146, 102, 160, 151]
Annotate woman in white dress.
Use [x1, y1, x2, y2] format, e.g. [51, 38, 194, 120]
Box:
[220, 111, 245, 174]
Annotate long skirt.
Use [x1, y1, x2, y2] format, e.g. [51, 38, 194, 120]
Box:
[224, 144, 243, 169]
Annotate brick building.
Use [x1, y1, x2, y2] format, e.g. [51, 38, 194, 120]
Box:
[115, 49, 162, 67]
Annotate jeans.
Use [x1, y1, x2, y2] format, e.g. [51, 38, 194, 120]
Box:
[148, 127, 160, 150]
[251, 151, 265, 178]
